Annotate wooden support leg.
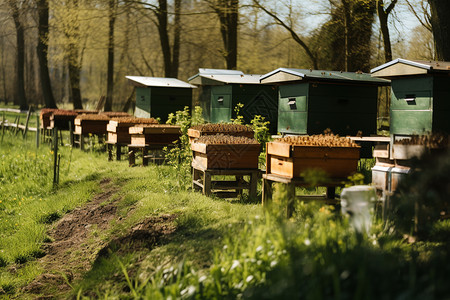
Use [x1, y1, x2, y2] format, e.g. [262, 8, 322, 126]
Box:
[80, 134, 85, 151]
[326, 187, 336, 199]
[286, 183, 296, 218]
[116, 145, 122, 161]
[143, 147, 149, 166]
[262, 178, 273, 206]
[203, 171, 212, 196]
[128, 148, 135, 166]
[249, 171, 258, 200]
[108, 144, 113, 161]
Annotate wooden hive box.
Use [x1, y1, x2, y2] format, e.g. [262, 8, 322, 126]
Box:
[191, 142, 261, 169]
[107, 120, 134, 144]
[50, 112, 78, 130]
[74, 118, 110, 135]
[129, 125, 181, 146]
[266, 141, 360, 178]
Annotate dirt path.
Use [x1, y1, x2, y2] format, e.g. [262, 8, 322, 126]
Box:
[22, 178, 177, 298]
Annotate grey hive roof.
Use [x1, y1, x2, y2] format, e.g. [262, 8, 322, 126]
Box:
[188, 68, 263, 85]
[261, 68, 390, 85]
[126, 76, 196, 88]
[371, 58, 450, 78]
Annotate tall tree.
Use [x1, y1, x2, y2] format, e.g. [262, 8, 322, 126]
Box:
[36, 0, 58, 108]
[315, 0, 376, 72]
[428, 0, 450, 61]
[214, 0, 238, 70]
[376, 0, 397, 63]
[137, 0, 182, 77]
[63, 0, 83, 109]
[7, 0, 28, 110]
[253, 0, 318, 69]
[104, 0, 118, 111]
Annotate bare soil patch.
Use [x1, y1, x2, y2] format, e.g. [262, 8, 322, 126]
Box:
[22, 178, 178, 298]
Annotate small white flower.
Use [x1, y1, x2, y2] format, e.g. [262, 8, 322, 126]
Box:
[230, 260, 241, 270]
[246, 275, 254, 283]
[180, 285, 196, 297]
[304, 239, 311, 246]
[199, 275, 207, 283]
[255, 245, 263, 252]
[270, 260, 278, 268]
[223, 245, 228, 250]
[372, 240, 377, 246]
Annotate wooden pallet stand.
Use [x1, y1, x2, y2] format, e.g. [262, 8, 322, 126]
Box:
[192, 161, 259, 199]
[106, 141, 128, 161]
[262, 173, 346, 218]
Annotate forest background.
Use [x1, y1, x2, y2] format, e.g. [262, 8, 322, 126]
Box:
[0, 0, 447, 114]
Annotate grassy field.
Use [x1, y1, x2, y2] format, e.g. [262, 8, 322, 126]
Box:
[0, 115, 449, 299]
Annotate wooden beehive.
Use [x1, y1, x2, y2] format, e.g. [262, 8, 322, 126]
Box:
[191, 135, 261, 169]
[266, 141, 360, 178]
[129, 125, 181, 146]
[107, 118, 158, 144]
[74, 115, 110, 135]
[40, 108, 58, 129]
[49, 111, 78, 130]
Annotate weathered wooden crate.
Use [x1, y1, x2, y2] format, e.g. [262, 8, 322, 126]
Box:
[74, 118, 109, 135]
[129, 125, 181, 146]
[191, 142, 261, 169]
[107, 120, 140, 144]
[50, 113, 77, 130]
[187, 128, 254, 143]
[266, 141, 360, 178]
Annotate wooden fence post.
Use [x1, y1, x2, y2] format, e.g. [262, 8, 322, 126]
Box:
[36, 114, 40, 148]
[23, 106, 32, 139]
[53, 127, 59, 187]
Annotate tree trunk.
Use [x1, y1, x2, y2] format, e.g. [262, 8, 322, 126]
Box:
[156, 0, 172, 77]
[8, 0, 28, 110]
[104, 0, 117, 111]
[377, 0, 397, 63]
[171, 0, 181, 78]
[428, 0, 450, 61]
[217, 0, 238, 69]
[66, 0, 82, 110]
[37, 0, 58, 108]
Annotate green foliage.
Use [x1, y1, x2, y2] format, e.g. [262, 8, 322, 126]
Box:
[231, 103, 244, 125]
[165, 106, 205, 190]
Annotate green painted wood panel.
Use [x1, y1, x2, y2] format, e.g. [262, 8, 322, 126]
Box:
[432, 76, 450, 134]
[308, 83, 377, 136]
[278, 84, 308, 134]
[135, 87, 151, 118]
[278, 111, 308, 134]
[211, 86, 232, 123]
[391, 110, 432, 135]
[151, 87, 192, 123]
[231, 84, 278, 133]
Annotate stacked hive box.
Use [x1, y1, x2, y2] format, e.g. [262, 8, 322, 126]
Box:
[107, 117, 158, 144]
[191, 134, 261, 199]
[191, 134, 261, 169]
[74, 114, 110, 135]
[49, 110, 78, 130]
[128, 124, 181, 147]
[266, 134, 360, 179]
